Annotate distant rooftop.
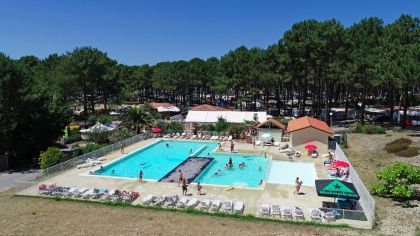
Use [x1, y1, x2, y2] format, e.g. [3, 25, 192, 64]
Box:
[287, 116, 332, 134]
[190, 104, 230, 111]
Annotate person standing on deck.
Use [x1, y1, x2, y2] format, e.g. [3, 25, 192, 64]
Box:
[230, 140, 234, 153]
[120, 143, 124, 154]
[178, 170, 183, 187]
[182, 178, 188, 195]
[138, 170, 143, 183]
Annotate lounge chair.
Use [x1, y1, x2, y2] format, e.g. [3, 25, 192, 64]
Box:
[163, 134, 170, 138]
[210, 200, 221, 212]
[321, 209, 340, 222]
[294, 207, 305, 220]
[163, 195, 178, 207]
[271, 205, 281, 217]
[190, 135, 196, 140]
[186, 198, 199, 208]
[181, 133, 185, 139]
[273, 142, 280, 147]
[82, 188, 95, 199]
[210, 136, 217, 140]
[199, 199, 212, 210]
[218, 136, 224, 141]
[63, 187, 78, 197]
[73, 187, 88, 198]
[176, 197, 190, 208]
[223, 200, 233, 212]
[255, 141, 262, 146]
[141, 194, 155, 205]
[281, 206, 293, 219]
[260, 204, 270, 216]
[223, 136, 229, 141]
[233, 201, 244, 214]
[91, 188, 107, 199]
[205, 135, 211, 140]
[153, 195, 166, 206]
[100, 189, 115, 201]
[308, 208, 322, 221]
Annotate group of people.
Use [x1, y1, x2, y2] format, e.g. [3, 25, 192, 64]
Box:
[178, 170, 202, 195]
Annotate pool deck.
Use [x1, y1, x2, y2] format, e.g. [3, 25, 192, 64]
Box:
[17, 138, 371, 229]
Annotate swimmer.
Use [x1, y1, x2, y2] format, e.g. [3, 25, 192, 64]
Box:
[214, 169, 222, 175]
[112, 169, 115, 174]
[239, 163, 243, 168]
[225, 163, 229, 169]
[190, 149, 193, 153]
[208, 152, 210, 156]
[258, 166, 262, 171]
[100, 165, 103, 169]
[259, 179, 263, 185]
[166, 143, 169, 148]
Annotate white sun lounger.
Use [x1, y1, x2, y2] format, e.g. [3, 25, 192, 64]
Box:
[186, 198, 199, 208]
[233, 201, 244, 214]
[223, 136, 229, 141]
[294, 207, 305, 220]
[82, 189, 95, 199]
[273, 142, 280, 147]
[100, 189, 115, 201]
[176, 197, 190, 208]
[199, 199, 212, 210]
[190, 135, 196, 140]
[153, 195, 166, 206]
[321, 211, 337, 222]
[260, 204, 270, 216]
[73, 187, 88, 198]
[64, 187, 78, 197]
[164, 195, 178, 207]
[210, 200, 221, 212]
[255, 141, 262, 146]
[271, 205, 281, 217]
[223, 200, 233, 212]
[141, 194, 155, 205]
[308, 208, 322, 221]
[281, 206, 293, 219]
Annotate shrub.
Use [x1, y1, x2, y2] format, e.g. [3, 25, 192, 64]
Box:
[39, 147, 65, 169]
[109, 128, 135, 143]
[214, 117, 229, 132]
[385, 138, 412, 153]
[352, 124, 385, 134]
[371, 162, 420, 203]
[86, 131, 110, 144]
[163, 122, 184, 132]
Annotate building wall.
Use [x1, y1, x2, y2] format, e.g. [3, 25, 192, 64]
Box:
[290, 128, 330, 154]
[257, 128, 282, 142]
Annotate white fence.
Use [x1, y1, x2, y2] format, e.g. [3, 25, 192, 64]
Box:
[334, 144, 376, 227]
[41, 132, 151, 178]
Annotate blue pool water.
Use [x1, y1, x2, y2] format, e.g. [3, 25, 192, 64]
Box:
[266, 161, 317, 186]
[94, 140, 268, 188]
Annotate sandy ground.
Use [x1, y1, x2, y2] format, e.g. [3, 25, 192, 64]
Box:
[0, 191, 366, 236]
[344, 132, 420, 236]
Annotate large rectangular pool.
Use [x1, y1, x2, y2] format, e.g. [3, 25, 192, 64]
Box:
[94, 140, 268, 188]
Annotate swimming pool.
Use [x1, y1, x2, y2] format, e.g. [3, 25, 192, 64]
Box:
[94, 140, 268, 188]
[266, 161, 317, 186]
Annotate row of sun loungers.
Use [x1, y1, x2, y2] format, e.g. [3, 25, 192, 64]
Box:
[258, 204, 338, 222]
[76, 157, 107, 169]
[140, 194, 245, 213]
[38, 184, 139, 203]
[162, 133, 232, 142]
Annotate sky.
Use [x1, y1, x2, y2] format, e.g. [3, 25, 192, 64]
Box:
[0, 0, 419, 65]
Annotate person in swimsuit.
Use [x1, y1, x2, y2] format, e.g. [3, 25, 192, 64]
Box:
[138, 170, 143, 182]
[294, 177, 303, 194]
[228, 157, 233, 167]
[196, 182, 202, 195]
[120, 143, 124, 154]
[178, 170, 183, 186]
[182, 178, 188, 195]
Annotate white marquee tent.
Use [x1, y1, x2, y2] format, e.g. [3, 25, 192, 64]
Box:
[185, 111, 267, 123]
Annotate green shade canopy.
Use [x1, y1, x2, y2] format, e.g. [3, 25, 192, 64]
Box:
[315, 179, 360, 200]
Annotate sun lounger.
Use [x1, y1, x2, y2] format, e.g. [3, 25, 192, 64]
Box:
[281, 206, 293, 219]
[218, 136, 224, 141]
[141, 194, 155, 205]
[63, 187, 78, 197]
[256, 140, 262, 146]
[271, 205, 281, 217]
[122, 192, 133, 202]
[153, 195, 166, 206]
[260, 204, 270, 216]
[233, 201, 244, 214]
[181, 133, 185, 138]
[82, 189, 95, 199]
[273, 142, 280, 147]
[210, 136, 217, 140]
[164, 195, 178, 207]
[97, 157, 106, 161]
[190, 135, 196, 140]
[223, 136, 229, 141]
[223, 200, 233, 212]
[321, 211, 336, 222]
[294, 207, 305, 220]
[176, 197, 190, 208]
[210, 200, 221, 212]
[186, 198, 199, 208]
[91, 188, 107, 199]
[163, 134, 170, 138]
[199, 199, 212, 210]
[73, 187, 88, 198]
[308, 208, 322, 221]
[100, 189, 115, 201]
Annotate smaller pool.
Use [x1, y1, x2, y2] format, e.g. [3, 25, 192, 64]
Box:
[266, 161, 317, 186]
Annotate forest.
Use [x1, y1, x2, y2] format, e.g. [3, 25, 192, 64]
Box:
[0, 15, 418, 167]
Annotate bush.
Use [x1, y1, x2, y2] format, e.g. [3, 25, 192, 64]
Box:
[352, 124, 386, 134]
[87, 114, 112, 126]
[163, 122, 184, 132]
[214, 117, 229, 132]
[371, 162, 420, 203]
[109, 128, 135, 143]
[385, 138, 412, 153]
[198, 124, 215, 131]
[39, 147, 65, 169]
[86, 131, 110, 144]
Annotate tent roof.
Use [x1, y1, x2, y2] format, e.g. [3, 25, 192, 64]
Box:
[157, 106, 180, 112]
[185, 111, 267, 123]
[190, 104, 230, 111]
[287, 116, 332, 134]
[256, 118, 286, 129]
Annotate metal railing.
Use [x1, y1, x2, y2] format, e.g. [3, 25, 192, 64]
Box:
[334, 144, 376, 227]
[41, 132, 152, 179]
[319, 207, 367, 221]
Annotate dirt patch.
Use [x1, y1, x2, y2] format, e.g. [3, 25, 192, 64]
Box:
[344, 132, 420, 236]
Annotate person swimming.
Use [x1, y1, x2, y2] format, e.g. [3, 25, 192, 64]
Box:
[112, 169, 115, 174]
[166, 143, 169, 148]
[258, 166, 262, 171]
[190, 149, 193, 153]
[214, 169, 222, 175]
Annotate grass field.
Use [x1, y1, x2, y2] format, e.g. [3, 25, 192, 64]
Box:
[1, 131, 419, 236]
